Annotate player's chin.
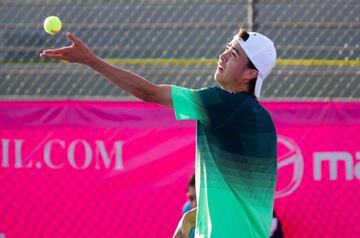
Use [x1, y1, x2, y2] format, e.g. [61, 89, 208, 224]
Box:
[213, 71, 224, 84]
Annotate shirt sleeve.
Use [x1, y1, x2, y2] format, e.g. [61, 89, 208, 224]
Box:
[171, 85, 221, 123]
[171, 85, 253, 129]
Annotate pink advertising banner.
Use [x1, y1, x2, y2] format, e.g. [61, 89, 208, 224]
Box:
[0, 100, 360, 238]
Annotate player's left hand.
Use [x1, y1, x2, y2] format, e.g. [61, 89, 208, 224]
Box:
[40, 32, 97, 66]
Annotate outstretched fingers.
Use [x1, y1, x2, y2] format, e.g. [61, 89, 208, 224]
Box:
[66, 32, 83, 46]
[40, 32, 89, 64]
[41, 47, 71, 55]
[40, 32, 78, 55]
[40, 52, 66, 60]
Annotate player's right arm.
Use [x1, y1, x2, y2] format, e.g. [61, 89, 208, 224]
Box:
[40, 32, 173, 108]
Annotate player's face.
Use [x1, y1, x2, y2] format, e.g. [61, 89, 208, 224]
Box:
[187, 186, 197, 209]
[214, 40, 254, 90]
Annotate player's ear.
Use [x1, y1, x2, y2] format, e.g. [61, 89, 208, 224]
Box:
[249, 69, 258, 79]
[244, 69, 258, 83]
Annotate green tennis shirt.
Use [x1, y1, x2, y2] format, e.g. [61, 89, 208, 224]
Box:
[171, 85, 277, 238]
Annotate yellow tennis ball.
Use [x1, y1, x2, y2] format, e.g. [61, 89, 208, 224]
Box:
[43, 16, 62, 35]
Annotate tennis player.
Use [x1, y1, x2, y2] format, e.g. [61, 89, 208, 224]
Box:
[41, 28, 278, 238]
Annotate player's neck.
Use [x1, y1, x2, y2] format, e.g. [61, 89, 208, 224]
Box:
[226, 83, 251, 94]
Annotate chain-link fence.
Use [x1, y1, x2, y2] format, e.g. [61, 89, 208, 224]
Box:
[0, 0, 359, 99]
[1, 2, 360, 238]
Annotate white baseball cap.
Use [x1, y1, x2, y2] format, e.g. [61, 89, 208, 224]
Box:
[233, 32, 277, 97]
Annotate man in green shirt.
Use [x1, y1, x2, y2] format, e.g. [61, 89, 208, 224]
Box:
[41, 28, 277, 238]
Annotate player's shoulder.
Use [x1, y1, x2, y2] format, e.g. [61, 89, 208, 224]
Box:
[196, 86, 250, 102]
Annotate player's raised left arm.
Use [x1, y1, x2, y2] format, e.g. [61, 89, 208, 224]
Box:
[90, 58, 173, 108]
[40, 32, 173, 108]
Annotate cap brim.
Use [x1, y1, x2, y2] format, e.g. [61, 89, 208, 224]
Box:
[255, 74, 263, 98]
